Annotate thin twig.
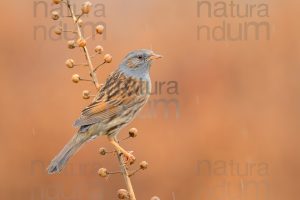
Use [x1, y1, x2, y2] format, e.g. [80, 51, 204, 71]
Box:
[66, 0, 100, 89]
[79, 78, 93, 82]
[93, 61, 106, 72]
[75, 13, 84, 23]
[129, 168, 141, 177]
[114, 138, 137, 200]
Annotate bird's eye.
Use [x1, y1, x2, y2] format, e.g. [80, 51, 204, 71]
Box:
[137, 55, 143, 59]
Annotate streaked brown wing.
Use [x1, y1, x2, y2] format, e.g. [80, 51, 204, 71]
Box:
[74, 70, 147, 127]
[74, 97, 135, 127]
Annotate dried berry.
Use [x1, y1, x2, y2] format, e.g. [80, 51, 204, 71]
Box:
[65, 59, 75, 68]
[51, 11, 60, 20]
[117, 189, 129, 199]
[82, 90, 90, 99]
[77, 38, 87, 47]
[96, 25, 105, 34]
[68, 40, 76, 49]
[54, 27, 62, 35]
[139, 161, 148, 170]
[81, 1, 92, 14]
[95, 45, 104, 54]
[52, 0, 61, 4]
[72, 74, 80, 83]
[129, 128, 138, 138]
[99, 147, 107, 155]
[104, 54, 112, 63]
[98, 168, 108, 177]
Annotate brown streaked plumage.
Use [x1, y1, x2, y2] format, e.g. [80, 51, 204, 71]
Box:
[48, 49, 162, 174]
[75, 71, 150, 134]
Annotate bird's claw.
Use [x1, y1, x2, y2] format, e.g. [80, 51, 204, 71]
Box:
[123, 151, 136, 165]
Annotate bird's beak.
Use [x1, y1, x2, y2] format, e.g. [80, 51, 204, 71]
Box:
[149, 53, 163, 61]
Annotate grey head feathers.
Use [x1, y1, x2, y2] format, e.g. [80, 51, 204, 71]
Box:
[118, 49, 162, 80]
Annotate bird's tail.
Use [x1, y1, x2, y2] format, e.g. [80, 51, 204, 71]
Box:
[47, 133, 89, 174]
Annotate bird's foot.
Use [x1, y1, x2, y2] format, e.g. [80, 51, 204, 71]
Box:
[108, 137, 136, 165]
[122, 151, 136, 165]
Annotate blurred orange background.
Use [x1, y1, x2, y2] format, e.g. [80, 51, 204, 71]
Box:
[1, 0, 300, 199]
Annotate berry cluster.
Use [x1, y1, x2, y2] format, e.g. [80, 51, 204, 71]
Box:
[51, 0, 111, 93]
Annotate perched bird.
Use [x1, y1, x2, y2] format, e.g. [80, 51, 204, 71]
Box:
[48, 49, 162, 174]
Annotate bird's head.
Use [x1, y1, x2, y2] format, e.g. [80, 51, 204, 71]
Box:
[119, 49, 162, 79]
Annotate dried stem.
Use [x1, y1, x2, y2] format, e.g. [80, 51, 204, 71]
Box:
[93, 61, 106, 72]
[129, 168, 141, 177]
[66, 0, 100, 89]
[114, 138, 137, 200]
[63, 1, 137, 199]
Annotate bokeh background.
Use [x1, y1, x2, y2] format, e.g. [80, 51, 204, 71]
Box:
[1, 0, 300, 199]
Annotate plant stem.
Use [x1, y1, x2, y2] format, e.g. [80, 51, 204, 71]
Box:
[66, 0, 100, 89]
[114, 138, 137, 200]
[65, 1, 137, 198]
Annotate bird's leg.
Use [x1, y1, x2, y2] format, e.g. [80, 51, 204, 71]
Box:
[108, 137, 136, 164]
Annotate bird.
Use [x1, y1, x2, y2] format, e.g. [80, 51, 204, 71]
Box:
[47, 49, 162, 174]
